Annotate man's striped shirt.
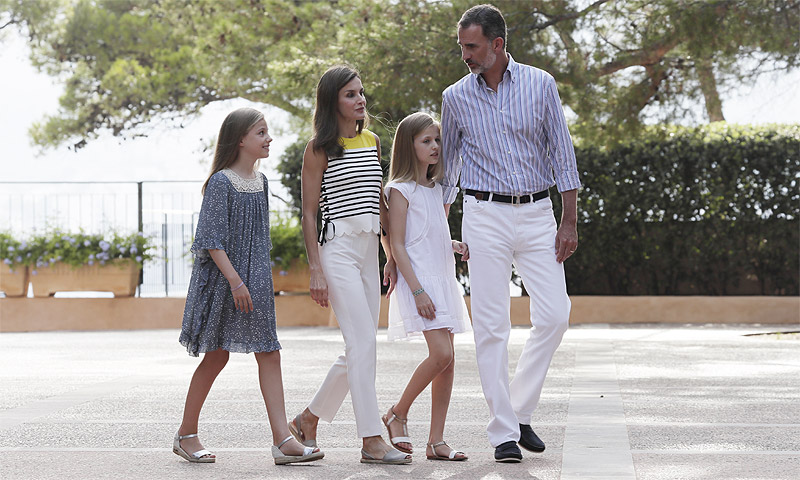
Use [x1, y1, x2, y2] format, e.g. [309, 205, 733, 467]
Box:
[441, 54, 581, 204]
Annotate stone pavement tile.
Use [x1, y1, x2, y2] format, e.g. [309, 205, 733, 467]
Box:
[0, 450, 564, 480]
[2, 324, 799, 479]
[621, 388, 800, 424]
[632, 453, 800, 480]
[628, 425, 800, 451]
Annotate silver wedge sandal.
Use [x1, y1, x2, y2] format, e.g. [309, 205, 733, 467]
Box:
[173, 432, 215, 463]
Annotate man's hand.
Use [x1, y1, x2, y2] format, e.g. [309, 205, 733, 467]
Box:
[555, 222, 577, 263]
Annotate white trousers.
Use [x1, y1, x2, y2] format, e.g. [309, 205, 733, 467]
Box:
[307, 232, 383, 438]
[462, 195, 571, 447]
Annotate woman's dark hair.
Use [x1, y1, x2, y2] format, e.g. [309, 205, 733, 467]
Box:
[458, 4, 507, 48]
[312, 65, 368, 158]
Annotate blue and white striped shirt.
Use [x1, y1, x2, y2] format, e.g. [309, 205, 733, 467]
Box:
[441, 54, 581, 204]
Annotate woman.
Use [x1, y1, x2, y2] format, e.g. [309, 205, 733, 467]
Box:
[288, 65, 411, 465]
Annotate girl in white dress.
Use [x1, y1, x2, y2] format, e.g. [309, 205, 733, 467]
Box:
[382, 112, 471, 461]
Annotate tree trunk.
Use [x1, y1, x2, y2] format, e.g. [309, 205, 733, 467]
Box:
[697, 58, 725, 122]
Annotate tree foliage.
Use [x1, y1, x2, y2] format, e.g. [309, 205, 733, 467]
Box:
[4, 0, 798, 150]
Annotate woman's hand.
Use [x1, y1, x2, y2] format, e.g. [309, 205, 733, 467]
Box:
[452, 240, 470, 261]
[383, 258, 397, 297]
[309, 267, 329, 308]
[231, 283, 253, 313]
[415, 291, 436, 320]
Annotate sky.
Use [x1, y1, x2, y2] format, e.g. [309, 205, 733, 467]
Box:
[1, 30, 799, 186]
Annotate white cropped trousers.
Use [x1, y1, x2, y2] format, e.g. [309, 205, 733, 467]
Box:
[462, 195, 571, 447]
[307, 232, 383, 438]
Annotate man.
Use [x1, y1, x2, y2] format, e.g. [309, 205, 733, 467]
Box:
[441, 4, 581, 463]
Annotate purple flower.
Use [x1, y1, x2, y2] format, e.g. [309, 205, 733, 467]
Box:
[3, 258, 10, 265]
[20, 241, 27, 248]
[88, 254, 95, 260]
[15, 256, 22, 263]
[84, 240, 91, 246]
[99, 260, 106, 265]
[31, 270, 37, 275]
[88, 260, 94, 266]
[99, 241, 110, 251]
[49, 258, 56, 264]
[135, 255, 142, 263]
[129, 246, 138, 254]
[279, 270, 288, 276]
[7, 246, 14, 252]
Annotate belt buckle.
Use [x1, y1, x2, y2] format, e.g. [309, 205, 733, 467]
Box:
[511, 194, 522, 205]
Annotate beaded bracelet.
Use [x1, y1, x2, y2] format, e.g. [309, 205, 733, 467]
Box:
[231, 281, 245, 292]
[412, 288, 425, 297]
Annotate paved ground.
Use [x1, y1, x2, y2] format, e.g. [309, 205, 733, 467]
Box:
[1, 323, 798, 479]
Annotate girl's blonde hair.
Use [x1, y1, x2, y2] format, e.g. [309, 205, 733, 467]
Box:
[202, 107, 265, 194]
[389, 112, 444, 184]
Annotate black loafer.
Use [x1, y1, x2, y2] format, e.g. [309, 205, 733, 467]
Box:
[494, 441, 522, 463]
[518, 424, 545, 452]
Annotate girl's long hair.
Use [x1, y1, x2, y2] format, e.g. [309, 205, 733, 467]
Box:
[202, 107, 264, 194]
[389, 112, 444, 184]
[312, 65, 369, 158]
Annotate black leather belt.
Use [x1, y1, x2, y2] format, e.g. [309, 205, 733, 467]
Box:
[465, 189, 548, 204]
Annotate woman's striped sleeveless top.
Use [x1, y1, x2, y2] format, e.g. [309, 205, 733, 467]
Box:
[318, 129, 383, 244]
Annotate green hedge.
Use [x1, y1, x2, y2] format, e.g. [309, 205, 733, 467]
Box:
[559, 123, 799, 295]
[280, 124, 799, 296]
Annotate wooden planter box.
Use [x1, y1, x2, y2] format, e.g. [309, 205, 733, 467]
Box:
[29, 261, 141, 298]
[273, 259, 309, 293]
[0, 264, 29, 297]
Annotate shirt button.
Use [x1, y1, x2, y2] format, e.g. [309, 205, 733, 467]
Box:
[507, 150, 511, 154]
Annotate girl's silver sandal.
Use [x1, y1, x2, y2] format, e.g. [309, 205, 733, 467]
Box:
[173, 432, 215, 463]
[271, 435, 324, 465]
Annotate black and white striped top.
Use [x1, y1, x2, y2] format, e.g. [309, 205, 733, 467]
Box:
[318, 129, 383, 244]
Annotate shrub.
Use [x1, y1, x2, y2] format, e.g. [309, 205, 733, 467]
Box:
[269, 214, 307, 270]
[563, 123, 799, 295]
[1, 230, 153, 274]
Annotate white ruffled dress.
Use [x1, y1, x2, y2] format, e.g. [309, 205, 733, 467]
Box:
[385, 181, 471, 340]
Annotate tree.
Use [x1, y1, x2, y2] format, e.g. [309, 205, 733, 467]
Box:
[4, 0, 798, 149]
[497, 0, 800, 144]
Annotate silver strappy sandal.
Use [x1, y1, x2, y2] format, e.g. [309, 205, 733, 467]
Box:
[173, 432, 215, 463]
[271, 435, 324, 465]
[288, 413, 317, 448]
[381, 406, 412, 454]
[360, 447, 412, 464]
[426, 440, 468, 461]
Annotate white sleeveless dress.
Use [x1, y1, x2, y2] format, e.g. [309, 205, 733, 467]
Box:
[385, 181, 471, 340]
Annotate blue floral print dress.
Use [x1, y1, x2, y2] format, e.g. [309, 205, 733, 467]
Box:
[179, 169, 280, 357]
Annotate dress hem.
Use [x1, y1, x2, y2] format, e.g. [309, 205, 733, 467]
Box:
[179, 337, 282, 357]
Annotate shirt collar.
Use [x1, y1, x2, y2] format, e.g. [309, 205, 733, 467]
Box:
[474, 53, 517, 88]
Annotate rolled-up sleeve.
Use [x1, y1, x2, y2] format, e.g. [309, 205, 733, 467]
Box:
[440, 90, 462, 204]
[543, 76, 581, 192]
